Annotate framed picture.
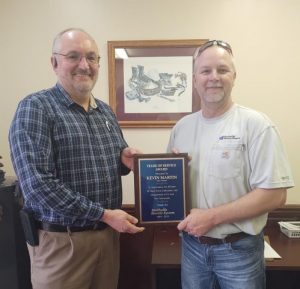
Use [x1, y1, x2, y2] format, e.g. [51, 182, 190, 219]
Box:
[108, 39, 208, 128]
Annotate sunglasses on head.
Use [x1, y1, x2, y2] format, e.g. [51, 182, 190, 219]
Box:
[194, 40, 233, 59]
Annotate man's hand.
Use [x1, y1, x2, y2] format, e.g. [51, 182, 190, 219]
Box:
[101, 209, 145, 233]
[121, 147, 143, 170]
[171, 148, 192, 161]
[177, 208, 216, 237]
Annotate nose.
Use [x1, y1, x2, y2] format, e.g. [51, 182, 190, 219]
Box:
[78, 56, 89, 68]
[209, 69, 220, 80]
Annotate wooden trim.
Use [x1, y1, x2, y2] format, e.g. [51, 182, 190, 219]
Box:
[121, 204, 135, 215]
[267, 205, 300, 227]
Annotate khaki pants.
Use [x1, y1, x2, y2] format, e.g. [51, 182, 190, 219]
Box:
[27, 227, 120, 289]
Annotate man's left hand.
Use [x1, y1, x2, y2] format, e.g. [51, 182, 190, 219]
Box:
[121, 147, 142, 170]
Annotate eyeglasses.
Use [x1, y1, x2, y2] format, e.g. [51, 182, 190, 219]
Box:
[53, 52, 100, 65]
[194, 40, 233, 60]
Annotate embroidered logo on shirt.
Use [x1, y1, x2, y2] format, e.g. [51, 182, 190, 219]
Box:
[221, 151, 230, 159]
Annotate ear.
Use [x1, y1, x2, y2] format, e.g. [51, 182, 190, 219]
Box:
[51, 56, 58, 69]
[232, 71, 237, 86]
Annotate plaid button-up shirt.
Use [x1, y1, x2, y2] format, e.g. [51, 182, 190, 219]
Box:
[9, 83, 129, 226]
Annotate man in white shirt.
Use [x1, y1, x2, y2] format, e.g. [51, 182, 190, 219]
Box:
[167, 40, 294, 289]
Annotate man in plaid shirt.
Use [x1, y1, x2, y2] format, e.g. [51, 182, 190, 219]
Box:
[9, 28, 144, 289]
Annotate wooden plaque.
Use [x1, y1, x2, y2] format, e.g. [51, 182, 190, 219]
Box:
[134, 153, 189, 224]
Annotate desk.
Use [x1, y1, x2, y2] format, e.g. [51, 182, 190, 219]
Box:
[151, 225, 300, 289]
[264, 226, 300, 270]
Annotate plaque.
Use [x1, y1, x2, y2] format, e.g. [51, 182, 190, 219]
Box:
[134, 153, 189, 224]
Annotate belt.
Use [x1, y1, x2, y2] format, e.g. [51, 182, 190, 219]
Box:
[36, 221, 107, 233]
[196, 232, 249, 245]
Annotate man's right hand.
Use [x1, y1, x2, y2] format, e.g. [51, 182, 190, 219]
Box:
[101, 209, 145, 233]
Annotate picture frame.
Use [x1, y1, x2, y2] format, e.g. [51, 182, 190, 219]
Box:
[108, 39, 208, 128]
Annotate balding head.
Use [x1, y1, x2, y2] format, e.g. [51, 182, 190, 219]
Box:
[52, 28, 97, 54]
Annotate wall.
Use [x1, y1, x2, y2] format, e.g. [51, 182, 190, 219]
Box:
[0, 0, 299, 204]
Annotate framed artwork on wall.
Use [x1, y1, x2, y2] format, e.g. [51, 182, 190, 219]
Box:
[108, 39, 208, 128]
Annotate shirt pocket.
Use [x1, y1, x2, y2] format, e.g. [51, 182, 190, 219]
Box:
[208, 143, 245, 179]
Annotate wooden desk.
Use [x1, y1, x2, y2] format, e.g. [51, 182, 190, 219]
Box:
[117, 205, 300, 289]
[152, 226, 181, 268]
[151, 225, 300, 289]
[264, 226, 300, 270]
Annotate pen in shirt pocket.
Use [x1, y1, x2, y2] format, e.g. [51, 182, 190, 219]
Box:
[105, 120, 111, 131]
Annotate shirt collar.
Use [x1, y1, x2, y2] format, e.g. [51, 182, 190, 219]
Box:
[55, 83, 98, 110]
[90, 95, 98, 109]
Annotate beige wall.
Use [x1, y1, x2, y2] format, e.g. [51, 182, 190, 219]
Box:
[1, 0, 299, 204]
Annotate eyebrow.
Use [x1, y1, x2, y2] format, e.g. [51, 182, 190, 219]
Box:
[60, 50, 98, 55]
[198, 64, 231, 69]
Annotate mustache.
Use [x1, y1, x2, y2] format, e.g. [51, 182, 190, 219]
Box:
[74, 69, 91, 75]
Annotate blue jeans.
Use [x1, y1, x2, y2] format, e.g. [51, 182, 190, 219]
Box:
[181, 231, 265, 289]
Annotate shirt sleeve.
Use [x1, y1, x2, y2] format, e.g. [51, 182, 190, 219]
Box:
[248, 125, 294, 189]
[9, 98, 104, 221]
